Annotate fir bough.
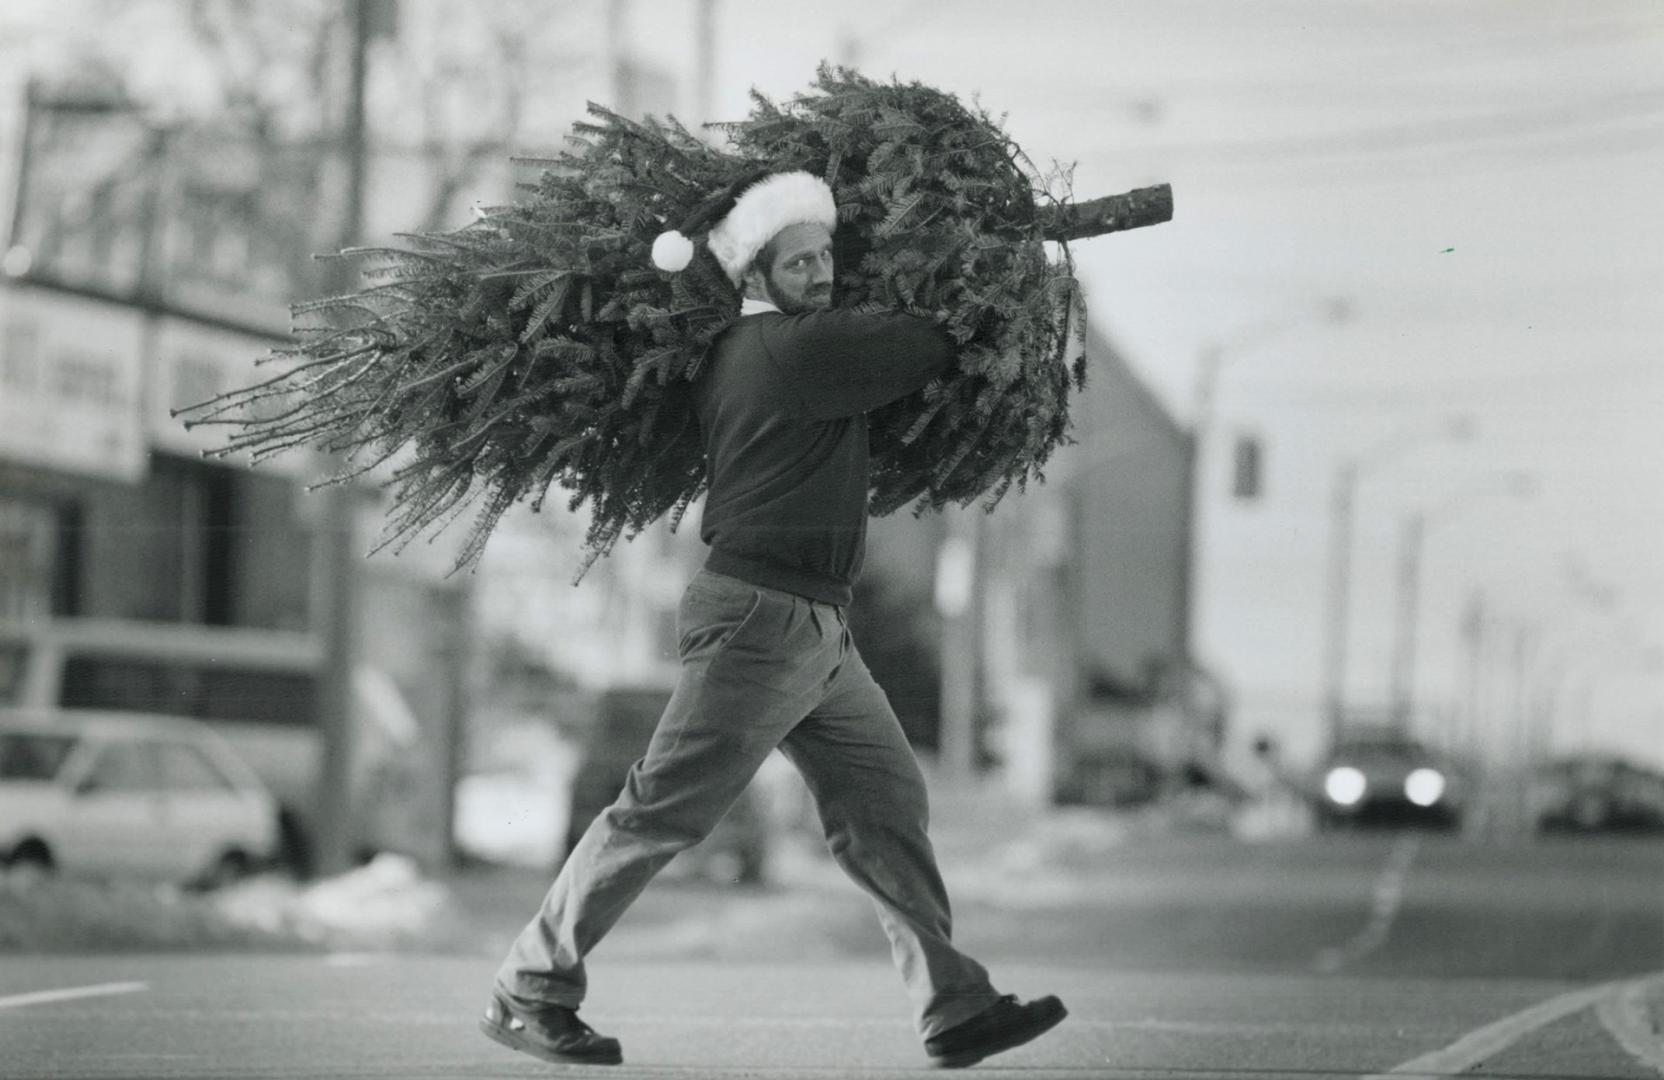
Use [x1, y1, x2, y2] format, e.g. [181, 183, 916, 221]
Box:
[177, 64, 1086, 577]
[722, 66, 1086, 515]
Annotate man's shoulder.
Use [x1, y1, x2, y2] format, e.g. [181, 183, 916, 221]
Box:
[753, 306, 910, 340]
[716, 307, 943, 369]
[714, 310, 782, 351]
[707, 313, 786, 378]
[718, 309, 823, 356]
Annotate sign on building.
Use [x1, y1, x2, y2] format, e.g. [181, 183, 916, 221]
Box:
[7, 89, 333, 332]
[0, 286, 147, 483]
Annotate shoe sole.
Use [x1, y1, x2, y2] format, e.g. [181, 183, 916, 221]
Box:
[929, 1001, 1069, 1069]
[479, 1017, 624, 1066]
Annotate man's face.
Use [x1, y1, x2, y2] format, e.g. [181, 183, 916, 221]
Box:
[749, 222, 834, 314]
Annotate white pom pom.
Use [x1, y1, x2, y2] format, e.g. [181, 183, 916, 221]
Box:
[651, 230, 694, 272]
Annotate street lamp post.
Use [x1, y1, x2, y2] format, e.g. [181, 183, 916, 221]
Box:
[1386, 473, 1536, 731]
[1528, 564, 1657, 762]
[1319, 415, 1474, 748]
[1180, 299, 1351, 666]
[1190, 299, 1353, 435]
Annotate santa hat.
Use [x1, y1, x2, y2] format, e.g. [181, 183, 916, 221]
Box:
[651, 170, 837, 284]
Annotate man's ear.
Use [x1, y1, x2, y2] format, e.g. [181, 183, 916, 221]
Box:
[740, 266, 768, 302]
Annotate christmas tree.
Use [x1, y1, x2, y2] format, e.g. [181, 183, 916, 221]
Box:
[176, 65, 1170, 577]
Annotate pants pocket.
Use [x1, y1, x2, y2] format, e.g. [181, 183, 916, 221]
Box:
[676, 583, 766, 660]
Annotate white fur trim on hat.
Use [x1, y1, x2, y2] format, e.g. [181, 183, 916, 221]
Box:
[706, 171, 836, 284]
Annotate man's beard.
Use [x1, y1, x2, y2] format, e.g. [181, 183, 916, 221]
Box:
[765, 277, 833, 315]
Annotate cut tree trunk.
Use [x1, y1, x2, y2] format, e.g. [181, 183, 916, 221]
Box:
[1041, 183, 1173, 242]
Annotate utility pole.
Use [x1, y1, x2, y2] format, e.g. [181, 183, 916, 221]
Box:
[1319, 461, 1357, 747]
[1184, 301, 1350, 746]
[1456, 588, 1488, 837]
[1387, 473, 1533, 734]
[1505, 624, 1536, 836]
[1458, 588, 1486, 763]
[1386, 512, 1426, 730]
[693, 0, 716, 132]
[1320, 415, 1472, 748]
[608, 0, 637, 117]
[312, 0, 374, 878]
[935, 509, 980, 782]
[836, 28, 861, 69]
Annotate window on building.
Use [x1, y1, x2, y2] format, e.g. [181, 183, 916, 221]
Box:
[0, 642, 26, 705]
[198, 665, 316, 727]
[0, 496, 59, 621]
[60, 655, 316, 728]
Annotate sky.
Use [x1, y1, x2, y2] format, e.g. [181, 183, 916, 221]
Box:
[3, 0, 1659, 767]
[619, 0, 1664, 764]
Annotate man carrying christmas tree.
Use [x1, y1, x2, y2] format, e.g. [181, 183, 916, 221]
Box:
[480, 170, 1068, 1070]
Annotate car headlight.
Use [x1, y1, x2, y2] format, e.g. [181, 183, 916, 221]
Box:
[1404, 768, 1446, 807]
[1324, 766, 1367, 806]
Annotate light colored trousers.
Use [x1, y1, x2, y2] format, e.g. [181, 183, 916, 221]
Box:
[494, 569, 999, 1038]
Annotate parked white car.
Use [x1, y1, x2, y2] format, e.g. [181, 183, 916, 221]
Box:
[0, 711, 280, 888]
[0, 618, 426, 874]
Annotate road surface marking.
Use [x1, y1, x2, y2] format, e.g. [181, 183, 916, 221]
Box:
[0, 982, 149, 1011]
[1597, 977, 1664, 1074]
[1314, 834, 1419, 973]
[1364, 980, 1617, 1078]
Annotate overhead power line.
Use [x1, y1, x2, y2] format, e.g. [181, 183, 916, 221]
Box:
[1090, 89, 1664, 164]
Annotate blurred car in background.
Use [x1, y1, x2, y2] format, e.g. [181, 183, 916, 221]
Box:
[0, 618, 423, 875]
[1310, 726, 1466, 830]
[1533, 754, 1664, 834]
[565, 685, 771, 885]
[0, 712, 280, 887]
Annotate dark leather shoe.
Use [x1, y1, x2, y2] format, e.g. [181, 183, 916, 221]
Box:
[479, 992, 623, 1066]
[925, 993, 1068, 1068]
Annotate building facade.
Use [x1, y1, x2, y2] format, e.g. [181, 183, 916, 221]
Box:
[972, 329, 1227, 806]
[0, 86, 471, 868]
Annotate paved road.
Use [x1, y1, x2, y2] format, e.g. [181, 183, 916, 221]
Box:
[946, 831, 1664, 980]
[456, 831, 1662, 980]
[5, 953, 1660, 1079]
[3, 831, 1662, 1078]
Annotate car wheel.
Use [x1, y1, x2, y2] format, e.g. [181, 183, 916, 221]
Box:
[192, 850, 253, 892]
[1569, 793, 1610, 831]
[276, 808, 314, 879]
[734, 844, 768, 887]
[4, 841, 54, 890]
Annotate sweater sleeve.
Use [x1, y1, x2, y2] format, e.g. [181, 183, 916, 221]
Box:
[757, 308, 953, 420]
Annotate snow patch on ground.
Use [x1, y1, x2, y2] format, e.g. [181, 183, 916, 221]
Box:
[0, 872, 307, 952]
[0, 854, 471, 953]
[212, 854, 467, 950]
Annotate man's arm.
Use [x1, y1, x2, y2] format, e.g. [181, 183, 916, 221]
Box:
[759, 308, 953, 420]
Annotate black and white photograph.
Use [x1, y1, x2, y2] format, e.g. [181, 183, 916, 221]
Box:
[1, 1, 1660, 1076]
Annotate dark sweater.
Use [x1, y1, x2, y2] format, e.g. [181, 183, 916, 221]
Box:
[694, 307, 953, 605]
